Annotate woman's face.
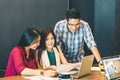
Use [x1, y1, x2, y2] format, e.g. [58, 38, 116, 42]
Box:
[29, 35, 41, 50]
[45, 33, 55, 51]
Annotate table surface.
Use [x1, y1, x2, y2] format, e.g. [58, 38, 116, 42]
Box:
[0, 70, 106, 80]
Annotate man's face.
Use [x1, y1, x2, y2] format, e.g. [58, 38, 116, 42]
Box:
[67, 18, 80, 32]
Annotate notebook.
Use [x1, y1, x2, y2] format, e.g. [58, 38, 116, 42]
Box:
[102, 55, 120, 80]
[70, 55, 94, 78]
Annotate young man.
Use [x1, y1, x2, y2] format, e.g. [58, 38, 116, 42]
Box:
[54, 8, 101, 63]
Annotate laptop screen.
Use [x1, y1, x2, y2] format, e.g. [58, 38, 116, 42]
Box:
[102, 55, 120, 80]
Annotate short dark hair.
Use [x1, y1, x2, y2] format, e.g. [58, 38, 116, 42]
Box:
[66, 8, 80, 20]
[40, 27, 56, 50]
[18, 27, 40, 48]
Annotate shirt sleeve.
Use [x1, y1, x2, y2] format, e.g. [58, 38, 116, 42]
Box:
[83, 22, 96, 49]
[54, 22, 62, 46]
[12, 47, 26, 74]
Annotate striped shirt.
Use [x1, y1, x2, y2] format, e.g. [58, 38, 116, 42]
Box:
[54, 19, 96, 62]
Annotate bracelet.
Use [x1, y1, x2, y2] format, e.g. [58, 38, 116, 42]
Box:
[40, 70, 44, 75]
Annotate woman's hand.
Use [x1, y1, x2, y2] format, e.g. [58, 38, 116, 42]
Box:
[44, 65, 57, 71]
[43, 70, 58, 77]
[74, 62, 81, 67]
[49, 65, 57, 70]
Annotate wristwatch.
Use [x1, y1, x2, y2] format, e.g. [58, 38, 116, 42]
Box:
[40, 70, 44, 75]
[98, 61, 104, 71]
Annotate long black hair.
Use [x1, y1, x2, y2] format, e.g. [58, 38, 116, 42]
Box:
[18, 28, 40, 47]
[18, 27, 40, 59]
[38, 28, 57, 62]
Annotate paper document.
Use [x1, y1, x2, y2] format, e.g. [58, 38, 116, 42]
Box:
[57, 63, 81, 73]
[23, 76, 59, 80]
[91, 66, 100, 71]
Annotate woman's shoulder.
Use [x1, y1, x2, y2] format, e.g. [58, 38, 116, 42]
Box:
[40, 50, 47, 55]
[53, 45, 62, 52]
[12, 46, 23, 50]
[55, 45, 61, 49]
[10, 46, 24, 53]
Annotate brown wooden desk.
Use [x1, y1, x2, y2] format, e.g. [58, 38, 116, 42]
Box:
[0, 70, 106, 80]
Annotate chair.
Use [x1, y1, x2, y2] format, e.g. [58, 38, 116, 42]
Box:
[0, 66, 5, 77]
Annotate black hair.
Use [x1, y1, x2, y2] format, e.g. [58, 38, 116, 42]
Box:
[18, 28, 40, 48]
[66, 8, 80, 21]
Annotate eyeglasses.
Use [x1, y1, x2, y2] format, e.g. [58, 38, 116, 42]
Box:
[67, 23, 80, 27]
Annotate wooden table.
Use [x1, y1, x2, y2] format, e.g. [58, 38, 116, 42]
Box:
[74, 70, 106, 80]
[0, 70, 106, 80]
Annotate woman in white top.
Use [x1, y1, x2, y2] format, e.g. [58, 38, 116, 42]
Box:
[38, 28, 69, 70]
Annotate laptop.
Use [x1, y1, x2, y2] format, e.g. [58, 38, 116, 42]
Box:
[70, 55, 94, 78]
[102, 55, 120, 80]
